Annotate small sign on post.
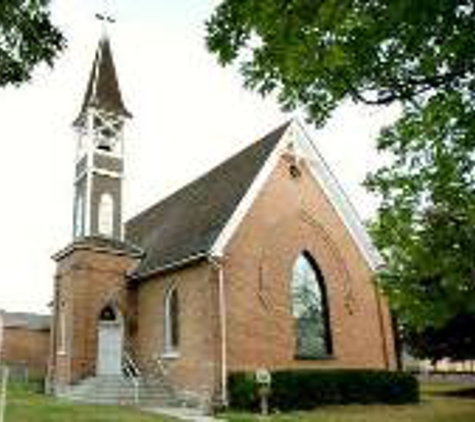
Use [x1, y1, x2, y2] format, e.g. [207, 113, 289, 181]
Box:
[255, 368, 272, 415]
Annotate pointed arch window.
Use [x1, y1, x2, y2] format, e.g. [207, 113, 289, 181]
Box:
[164, 284, 180, 356]
[291, 252, 332, 359]
[98, 193, 114, 237]
[99, 305, 118, 322]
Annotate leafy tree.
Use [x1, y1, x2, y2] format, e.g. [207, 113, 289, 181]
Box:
[404, 313, 475, 363]
[207, 0, 475, 125]
[365, 89, 475, 359]
[0, 0, 64, 86]
[207, 1, 475, 359]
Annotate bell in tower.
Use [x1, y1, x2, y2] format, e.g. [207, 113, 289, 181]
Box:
[72, 34, 131, 240]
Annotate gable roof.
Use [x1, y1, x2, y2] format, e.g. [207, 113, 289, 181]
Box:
[126, 120, 382, 280]
[211, 120, 382, 269]
[126, 122, 291, 278]
[74, 35, 131, 125]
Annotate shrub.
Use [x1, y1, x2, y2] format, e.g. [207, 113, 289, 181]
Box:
[227, 372, 258, 410]
[228, 369, 419, 411]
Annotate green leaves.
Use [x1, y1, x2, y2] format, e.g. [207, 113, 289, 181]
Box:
[207, 1, 475, 124]
[0, 0, 65, 86]
[367, 90, 475, 339]
[207, 0, 475, 358]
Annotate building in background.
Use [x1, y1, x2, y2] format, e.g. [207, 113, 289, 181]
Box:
[0, 311, 50, 380]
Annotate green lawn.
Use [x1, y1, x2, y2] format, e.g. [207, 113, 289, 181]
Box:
[224, 383, 475, 422]
[3, 383, 174, 422]
[3, 381, 475, 422]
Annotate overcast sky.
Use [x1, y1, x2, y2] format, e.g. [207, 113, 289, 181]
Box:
[0, 0, 397, 313]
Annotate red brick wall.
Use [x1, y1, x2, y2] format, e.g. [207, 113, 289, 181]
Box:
[2, 327, 50, 377]
[49, 243, 138, 387]
[134, 262, 221, 403]
[222, 155, 396, 372]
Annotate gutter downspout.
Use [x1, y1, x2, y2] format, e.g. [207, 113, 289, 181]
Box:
[209, 256, 228, 407]
[373, 281, 390, 370]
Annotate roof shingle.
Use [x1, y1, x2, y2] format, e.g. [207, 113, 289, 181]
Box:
[126, 122, 290, 278]
[75, 36, 131, 125]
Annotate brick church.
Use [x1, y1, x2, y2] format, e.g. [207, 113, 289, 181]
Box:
[47, 34, 396, 407]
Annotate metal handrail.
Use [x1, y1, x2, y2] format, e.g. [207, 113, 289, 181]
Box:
[122, 344, 141, 405]
[154, 354, 168, 378]
[123, 349, 140, 378]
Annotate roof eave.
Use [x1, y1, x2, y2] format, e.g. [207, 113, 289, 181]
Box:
[127, 252, 209, 284]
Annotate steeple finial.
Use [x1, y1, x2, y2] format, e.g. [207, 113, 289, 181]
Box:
[96, 0, 115, 28]
[96, 13, 116, 28]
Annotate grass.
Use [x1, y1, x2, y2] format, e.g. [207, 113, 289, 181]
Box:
[3, 381, 475, 422]
[3, 382, 174, 422]
[224, 382, 475, 422]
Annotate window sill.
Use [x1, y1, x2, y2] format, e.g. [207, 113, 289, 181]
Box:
[162, 351, 180, 360]
[294, 354, 335, 361]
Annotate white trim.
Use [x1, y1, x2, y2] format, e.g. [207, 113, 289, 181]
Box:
[210, 119, 382, 270]
[161, 351, 180, 360]
[210, 127, 291, 256]
[52, 240, 143, 262]
[57, 305, 67, 356]
[93, 168, 122, 179]
[74, 159, 123, 182]
[73, 192, 85, 238]
[83, 111, 95, 236]
[95, 147, 122, 160]
[98, 192, 114, 237]
[290, 121, 383, 270]
[209, 256, 228, 406]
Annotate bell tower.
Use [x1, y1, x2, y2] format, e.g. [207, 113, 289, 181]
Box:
[72, 34, 131, 240]
[48, 31, 141, 391]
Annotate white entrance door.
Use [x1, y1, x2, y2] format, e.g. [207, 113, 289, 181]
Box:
[97, 322, 123, 375]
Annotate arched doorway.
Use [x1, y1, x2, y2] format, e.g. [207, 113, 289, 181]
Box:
[96, 305, 123, 376]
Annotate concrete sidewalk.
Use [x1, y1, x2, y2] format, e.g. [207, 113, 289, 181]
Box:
[144, 406, 226, 421]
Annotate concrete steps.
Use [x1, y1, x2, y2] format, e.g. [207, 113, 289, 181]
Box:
[59, 375, 182, 407]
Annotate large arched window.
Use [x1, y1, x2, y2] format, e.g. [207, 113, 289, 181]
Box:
[98, 193, 114, 237]
[291, 252, 332, 358]
[164, 285, 180, 354]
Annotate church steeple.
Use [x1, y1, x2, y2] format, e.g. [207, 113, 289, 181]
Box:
[72, 34, 130, 240]
[74, 35, 131, 126]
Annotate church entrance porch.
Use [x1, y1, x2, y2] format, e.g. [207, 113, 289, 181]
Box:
[96, 306, 123, 376]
